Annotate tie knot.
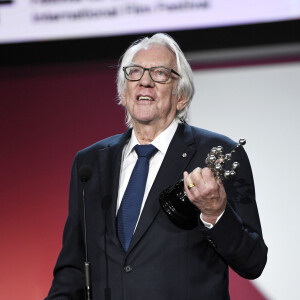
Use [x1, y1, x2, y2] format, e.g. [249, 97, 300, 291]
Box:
[134, 144, 158, 159]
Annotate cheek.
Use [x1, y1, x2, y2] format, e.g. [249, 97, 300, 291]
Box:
[121, 83, 137, 107]
[160, 86, 176, 103]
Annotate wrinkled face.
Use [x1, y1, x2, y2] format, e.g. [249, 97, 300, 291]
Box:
[121, 45, 187, 130]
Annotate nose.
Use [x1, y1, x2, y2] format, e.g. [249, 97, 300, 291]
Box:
[139, 69, 155, 87]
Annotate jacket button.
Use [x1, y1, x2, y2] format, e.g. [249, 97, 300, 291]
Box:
[207, 237, 217, 248]
[124, 265, 132, 273]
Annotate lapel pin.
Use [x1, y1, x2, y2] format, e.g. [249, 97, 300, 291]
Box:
[182, 153, 187, 158]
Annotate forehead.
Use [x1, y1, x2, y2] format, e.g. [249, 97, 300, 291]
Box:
[132, 45, 176, 68]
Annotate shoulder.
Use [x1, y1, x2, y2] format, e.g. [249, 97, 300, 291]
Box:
[184, 124, 237, 151]
[80, 133, 124, 153]
[76, 129, 131, 159]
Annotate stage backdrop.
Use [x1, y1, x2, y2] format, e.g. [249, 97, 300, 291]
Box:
[190, 61, 300, 300]
[2, 59, 296, 299]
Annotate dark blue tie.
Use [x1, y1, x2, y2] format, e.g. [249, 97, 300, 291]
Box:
[117, 144, 158, 251]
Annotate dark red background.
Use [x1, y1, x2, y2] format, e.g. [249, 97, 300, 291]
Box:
[0, 62, 266, 299]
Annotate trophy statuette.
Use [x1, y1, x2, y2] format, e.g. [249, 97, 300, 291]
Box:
[159, 139, 246, 229]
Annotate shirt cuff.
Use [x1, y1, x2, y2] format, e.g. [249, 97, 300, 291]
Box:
[200, 211, 225, 229]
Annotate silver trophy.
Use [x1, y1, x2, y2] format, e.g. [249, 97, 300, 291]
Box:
[205, 139, 246, 180]
[159, 139, 246, 229]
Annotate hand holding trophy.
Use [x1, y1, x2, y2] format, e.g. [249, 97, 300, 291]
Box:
[159, 139, 246, 229]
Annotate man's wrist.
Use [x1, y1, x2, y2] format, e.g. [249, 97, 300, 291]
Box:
[200, 210, 225, 229]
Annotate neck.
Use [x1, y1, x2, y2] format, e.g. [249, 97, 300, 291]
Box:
[132, 120, 174, 145]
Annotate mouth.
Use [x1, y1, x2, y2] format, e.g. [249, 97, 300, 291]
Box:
[137, 96, 154, 101]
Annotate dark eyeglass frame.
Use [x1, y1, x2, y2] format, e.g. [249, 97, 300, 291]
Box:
[122, 65, 181, 83]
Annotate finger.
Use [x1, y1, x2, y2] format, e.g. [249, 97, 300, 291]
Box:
[200, 168, 221, 197]
[189, 167, 204, 187]
[183, 171, 196, 199]
[201, 167, 215, 182]
[201, 168, 220, 188]
[217, 179, 226, 199]
[184, 171, 195, 189]
[216, 177, 224, 187]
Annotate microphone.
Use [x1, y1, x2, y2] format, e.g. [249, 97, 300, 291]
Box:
[79, 165, 93, 183]
[79, 165, 93, 300]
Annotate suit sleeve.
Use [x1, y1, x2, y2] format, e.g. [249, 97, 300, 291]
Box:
[200, 146, 268, 279]
[45, 153, 85, 300]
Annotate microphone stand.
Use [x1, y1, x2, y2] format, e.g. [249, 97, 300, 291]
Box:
[82, 180, 92, 300]
[80, 165, 111, 300]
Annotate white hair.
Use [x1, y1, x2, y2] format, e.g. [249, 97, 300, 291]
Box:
[117, 33, 195, 126]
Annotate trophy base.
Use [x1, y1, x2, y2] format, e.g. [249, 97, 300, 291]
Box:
[159, 180, 200, 230]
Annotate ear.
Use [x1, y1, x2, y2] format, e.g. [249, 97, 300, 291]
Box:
[176, 94, 188, 111]
[121, 91, 127, 107]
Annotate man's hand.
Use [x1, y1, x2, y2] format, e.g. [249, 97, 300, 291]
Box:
[183, 167, 227, 225]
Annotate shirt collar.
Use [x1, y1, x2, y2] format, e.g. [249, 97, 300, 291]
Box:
[124, 120, 178, 158]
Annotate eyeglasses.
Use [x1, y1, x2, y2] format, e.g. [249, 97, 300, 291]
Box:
[123, 66, 181, 83]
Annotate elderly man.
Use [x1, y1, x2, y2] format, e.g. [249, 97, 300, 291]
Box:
[45, 33, 267, 300]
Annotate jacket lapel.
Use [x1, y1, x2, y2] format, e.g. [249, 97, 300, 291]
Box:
[97, 129, 132, 249]
[128, 124, 196, 253]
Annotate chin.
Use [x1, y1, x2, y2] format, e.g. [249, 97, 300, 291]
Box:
[134, 118, 155, 125]
[132, 113, 157, 124]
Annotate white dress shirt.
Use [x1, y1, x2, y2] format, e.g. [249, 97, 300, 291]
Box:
[116, 120, 178, 226]
[116, 120, 222, 229]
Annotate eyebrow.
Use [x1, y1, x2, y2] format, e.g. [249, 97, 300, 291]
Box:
[130, 64, 172, 68]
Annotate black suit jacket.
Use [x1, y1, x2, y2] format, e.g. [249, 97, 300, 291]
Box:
[46, 123, 267, 300]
